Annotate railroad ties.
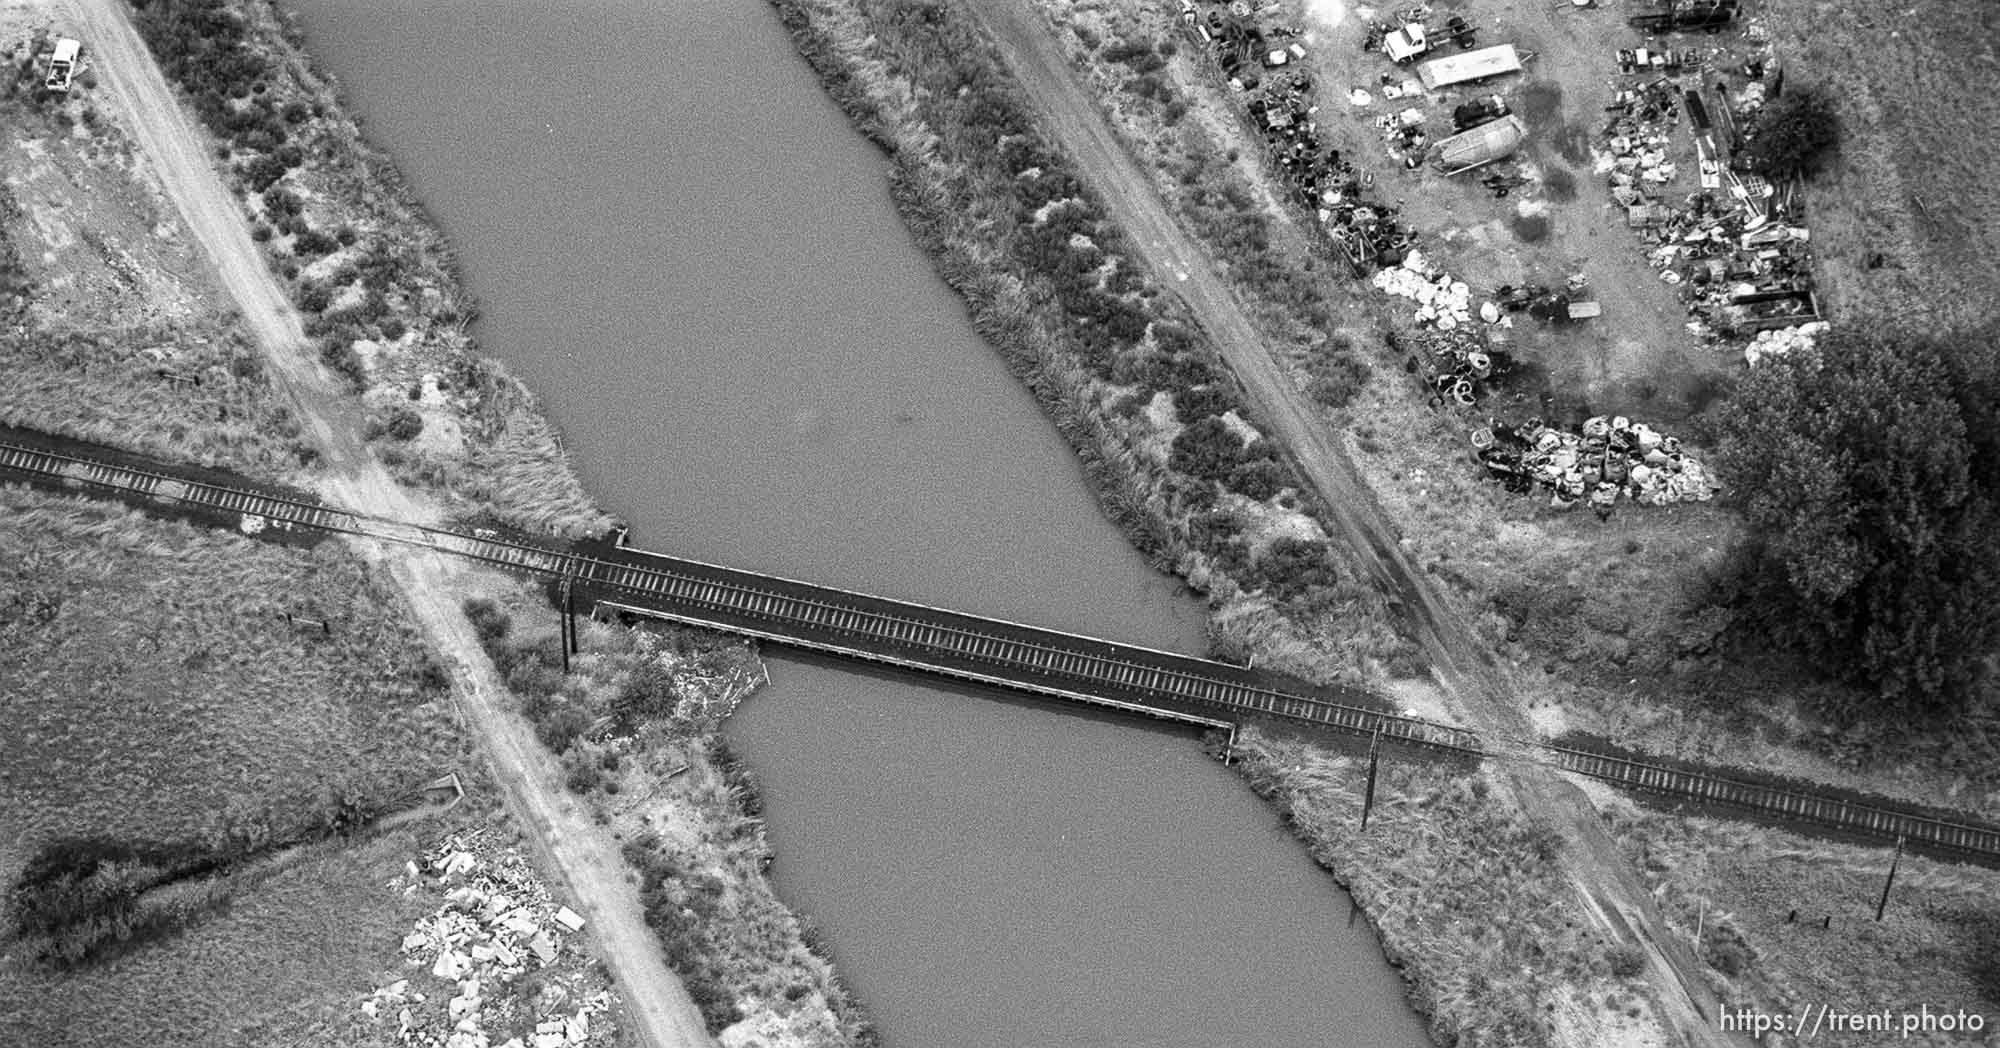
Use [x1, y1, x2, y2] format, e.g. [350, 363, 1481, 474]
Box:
[4, 437, 1998, 865]
[578, 541, 1488, 752]
[1546, 746, 2000, 863]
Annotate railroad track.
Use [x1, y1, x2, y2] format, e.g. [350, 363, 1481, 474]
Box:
[5, 436, 1997, 864]
[1546, 746, 2000, 858]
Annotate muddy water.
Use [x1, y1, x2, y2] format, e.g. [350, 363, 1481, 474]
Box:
[281, 2, 1429, 1045]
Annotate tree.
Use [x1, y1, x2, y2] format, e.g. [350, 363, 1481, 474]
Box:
[1717, 328, 2000, 717]
[1742, 87, 1840, 181]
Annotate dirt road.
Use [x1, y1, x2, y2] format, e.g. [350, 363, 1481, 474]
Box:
[965, 3, 1742, 1044]
[61, 1, 714, 1043]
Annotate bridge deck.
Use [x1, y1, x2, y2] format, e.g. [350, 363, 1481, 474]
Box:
[5, 433, 2000, 865]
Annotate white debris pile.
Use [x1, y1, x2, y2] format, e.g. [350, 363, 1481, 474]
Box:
[1372, 249, 1474, 329]
[361, 833, 614, 1048]
[1743, 321, 1829, 366]
[1473, 415, 1720, 513]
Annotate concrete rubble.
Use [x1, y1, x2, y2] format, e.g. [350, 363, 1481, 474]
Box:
[360, 834, 613, 1048]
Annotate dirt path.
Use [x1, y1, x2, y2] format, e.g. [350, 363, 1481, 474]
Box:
[965, 3, 1742, 1045]
[60, 1, 714, 1043]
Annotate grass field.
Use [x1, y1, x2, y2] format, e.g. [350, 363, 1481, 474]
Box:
[1597, 788, 2000, 1047]
[1232, 727, 1639, 1048]
[0, 483, 492, 1046]
[1761, 0, 2000, 332]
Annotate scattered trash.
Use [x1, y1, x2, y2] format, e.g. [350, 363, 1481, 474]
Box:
[1475, 415, 1718, 513]
[1204, 0, 1418, 275]
[1599, 19, 1825, 347]
[1373, 249, 1475, 328]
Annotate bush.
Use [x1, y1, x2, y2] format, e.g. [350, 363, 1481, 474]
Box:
[292, 228, 338, 257]
[1169, 415, 1253, 482]
[296, 280, 334, 314]
[1250, 536, 1339, 599]
[1742, 87, 1840, 181]
[316, 337, 363, 387]
[1700, 924, 1755, 977]
[382, 406, 423, 442]
[1174, 384, 1235, 422]
[1604, 943, 1647, 979]
[1226, 458, 1287, 501]
[461, 598, 512, 649]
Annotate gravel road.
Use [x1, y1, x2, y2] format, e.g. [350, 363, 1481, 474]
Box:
[61, 1, 716, 1043]
[963, 3, 1746, 1044]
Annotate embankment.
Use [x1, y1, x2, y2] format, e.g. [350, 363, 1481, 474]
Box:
[127, 0, 610, 538]
[765, 1, 1657, 1044]
[770, 0, 1412, 687]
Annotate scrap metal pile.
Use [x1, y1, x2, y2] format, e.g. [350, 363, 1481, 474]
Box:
[1397, 325, 1512, 407]
[1600, 20, 1824, 344]
[1184, 0, 1416, 273]
[1474, 415, 1718, 514]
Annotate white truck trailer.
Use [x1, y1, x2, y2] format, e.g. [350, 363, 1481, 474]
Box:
[44, 38, 80, 93]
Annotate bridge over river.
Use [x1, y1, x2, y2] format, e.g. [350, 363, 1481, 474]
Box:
[5, 430, 1998, 866]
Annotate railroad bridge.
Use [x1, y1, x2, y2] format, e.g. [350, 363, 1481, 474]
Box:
[4, 431, 1999, 866]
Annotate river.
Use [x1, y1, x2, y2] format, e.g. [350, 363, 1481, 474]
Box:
[279, 1, 1431, 1045]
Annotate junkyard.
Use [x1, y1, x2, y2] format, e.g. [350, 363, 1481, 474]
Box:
[1169, 0, 1834, 514]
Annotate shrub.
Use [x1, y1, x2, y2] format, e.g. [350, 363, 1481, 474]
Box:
[1250, 536, 1339, 599]
[316, 337, 362, 387]
[1700, 924, 1755, 977]
[382, 406, 423, 442]
[1169, 415, 1251, 482]
[1226, 458, 1287, 501]
[292, 228, 338, 257]
[461, 598, 512, 649]
[1174, 384, 1235, 422]
[535, 702, 592, 752]
[1604, 943, 1647, 979]
[296, 280, 334, 314]
[1742, 87, 1840, 180]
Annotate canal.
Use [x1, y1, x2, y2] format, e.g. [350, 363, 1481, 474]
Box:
[280, 2, 1431, 1045]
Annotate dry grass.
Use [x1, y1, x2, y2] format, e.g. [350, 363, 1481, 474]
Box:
[1598, 794, 2000, 1046]
[1233, 726, 1638, 1048]
[0, 831, 445, 1048]
[0, 318, 311, 480]
[1760, 0, 2000, 331]
[0, 483, 487, 1044]
[0, 484, 470, 871]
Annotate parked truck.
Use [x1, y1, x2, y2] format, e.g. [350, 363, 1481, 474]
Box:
[44, 38, 80, 93]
